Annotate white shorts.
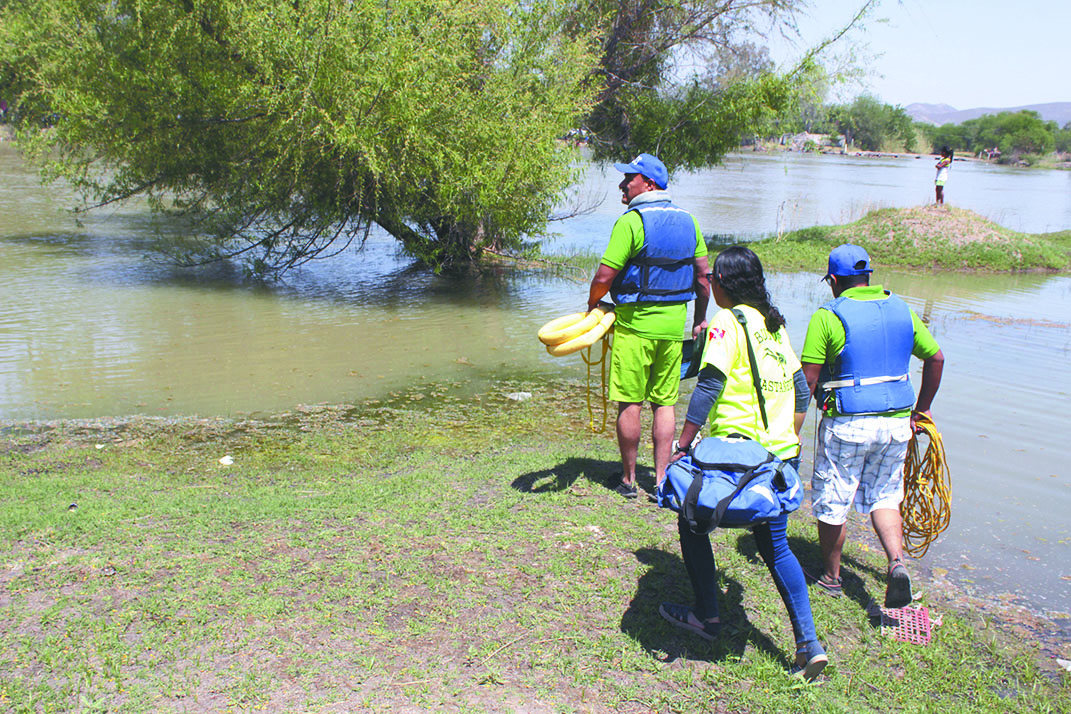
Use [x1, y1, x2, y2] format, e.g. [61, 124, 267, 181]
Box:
[811, 414, 911, 525]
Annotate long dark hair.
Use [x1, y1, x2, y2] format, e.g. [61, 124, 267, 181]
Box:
[713, 245, 786, 333]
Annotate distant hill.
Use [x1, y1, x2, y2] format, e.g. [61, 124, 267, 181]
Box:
[906, 102, 1071, 126]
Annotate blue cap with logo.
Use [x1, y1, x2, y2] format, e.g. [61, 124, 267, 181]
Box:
[825, 244, 873, 280]
[614, 153, 668, 190]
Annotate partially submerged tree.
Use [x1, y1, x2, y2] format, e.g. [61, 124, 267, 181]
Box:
[1, 0, 873, 275]
[1, 0, 596, 273]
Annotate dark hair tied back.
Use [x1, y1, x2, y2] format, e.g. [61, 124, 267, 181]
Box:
[713, 245, 786, 333]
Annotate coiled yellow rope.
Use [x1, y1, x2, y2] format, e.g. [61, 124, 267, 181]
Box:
[901, 413, 952, 557]
[580, 334, 612, 433]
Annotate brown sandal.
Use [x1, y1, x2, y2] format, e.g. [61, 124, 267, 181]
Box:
[805, 567, 843, 597]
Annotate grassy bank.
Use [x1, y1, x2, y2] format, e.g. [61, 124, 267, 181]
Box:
[2, 380, 1068, 713]
[749, 206, 1071, 273]
[541, 206, 1071, 275]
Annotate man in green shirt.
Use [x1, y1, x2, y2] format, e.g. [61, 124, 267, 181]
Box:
[588, 153, 710, 498]
[800, 244, 944, 608]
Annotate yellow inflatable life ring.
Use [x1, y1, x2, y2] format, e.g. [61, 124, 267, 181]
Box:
[537, 307, 606, 346]
[546, 310, 616, 356]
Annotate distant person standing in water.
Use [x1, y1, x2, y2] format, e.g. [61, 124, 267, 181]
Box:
[934, 146, 952, 205]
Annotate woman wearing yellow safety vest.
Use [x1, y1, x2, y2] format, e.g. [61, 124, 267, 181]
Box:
[660, 245, 828, 681]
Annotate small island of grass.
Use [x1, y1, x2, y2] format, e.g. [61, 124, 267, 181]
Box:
[748, 206, 1071, 273]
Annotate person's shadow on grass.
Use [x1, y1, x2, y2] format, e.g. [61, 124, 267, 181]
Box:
[732, 528, 885, 620]
[511, 457, 652, 496]
[620, 547, 784, 666]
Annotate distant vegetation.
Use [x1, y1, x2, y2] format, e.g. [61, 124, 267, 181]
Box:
[773, 93, 1071, 166]
[775, 93, 918, 153]
[923, 110, 1071, 166]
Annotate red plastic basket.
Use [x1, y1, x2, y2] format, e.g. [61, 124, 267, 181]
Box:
[880, 605, 941, 645]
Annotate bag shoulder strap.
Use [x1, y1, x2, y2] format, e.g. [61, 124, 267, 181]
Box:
[682, 458, 786, 534]
[710, 460, 787, 529]
[691, 441, 776, 472]
[730, 308, 768, 431]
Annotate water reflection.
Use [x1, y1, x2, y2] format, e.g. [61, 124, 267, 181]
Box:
[551, 152, 1071, 253]
[0, 226, 552, 420]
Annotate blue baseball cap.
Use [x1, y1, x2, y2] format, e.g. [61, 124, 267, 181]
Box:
[614, 153, 668, 189]
[825, 244, 873, 280]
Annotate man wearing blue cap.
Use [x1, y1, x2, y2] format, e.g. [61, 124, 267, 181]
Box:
[800, 244, 944, 608]
[588, 153, 710, 499]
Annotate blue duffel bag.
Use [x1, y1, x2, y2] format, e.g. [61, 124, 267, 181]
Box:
[656, 435, 802, 534]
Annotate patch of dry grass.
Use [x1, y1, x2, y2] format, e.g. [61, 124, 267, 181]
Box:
[831, 206, 1015, 248]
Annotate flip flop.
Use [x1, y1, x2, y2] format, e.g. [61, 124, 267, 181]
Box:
[804, 567, 843, 597]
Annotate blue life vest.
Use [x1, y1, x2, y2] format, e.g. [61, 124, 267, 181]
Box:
[818, 293, 916, 415]
[610, 200, 697, 304]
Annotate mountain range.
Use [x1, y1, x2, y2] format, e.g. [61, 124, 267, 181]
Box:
[905, 102, 1071, 126]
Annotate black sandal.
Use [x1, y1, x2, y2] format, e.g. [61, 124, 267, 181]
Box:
[658, 603, 720, 641]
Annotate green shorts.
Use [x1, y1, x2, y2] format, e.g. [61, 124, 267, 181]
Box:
[608, 327, 683, 405]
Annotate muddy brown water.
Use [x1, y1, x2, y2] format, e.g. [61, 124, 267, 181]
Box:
[1, 142, 1069, 627]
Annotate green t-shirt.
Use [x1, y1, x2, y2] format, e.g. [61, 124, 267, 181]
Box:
[601, 208, 707, 340]
[701, 305, 802, 459]
[800, 285, 940, 417]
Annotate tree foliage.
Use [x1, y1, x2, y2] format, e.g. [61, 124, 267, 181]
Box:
[574, 0, 808, 167]
[924, 110, 1058, 160]
[1, 0, 839, 275]
[1, 0, 596, 273]
[1055, 122, 1071, 155]
[773, 63, 834, 135]
[827, 94, 915, 152]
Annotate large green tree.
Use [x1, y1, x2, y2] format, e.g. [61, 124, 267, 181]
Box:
[828, 94, 915, 152]
[1, 0, 596, 273]
[1, 0, 860, 275]
[974, 111, 1055, 157]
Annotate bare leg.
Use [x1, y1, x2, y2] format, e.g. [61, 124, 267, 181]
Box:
[817, 520, 847, 581]
[870, 508, 904, 567]
[616, 402, 642, 487]
[935, 185, 944, 205]
[651, 403, 675, 486]
[874, 507, 912, 606]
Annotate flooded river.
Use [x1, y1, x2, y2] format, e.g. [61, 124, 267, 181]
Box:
[1, 142, 1069, 624]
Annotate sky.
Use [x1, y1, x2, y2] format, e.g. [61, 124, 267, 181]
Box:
[769, 0, 1071, 110]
